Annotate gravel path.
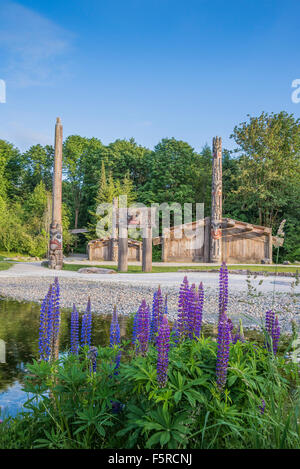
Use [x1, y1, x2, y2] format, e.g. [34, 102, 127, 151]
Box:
[0, 267, 299, 334]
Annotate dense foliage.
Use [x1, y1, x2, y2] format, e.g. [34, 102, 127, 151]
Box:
[0, 331, 299, 449]
[0, 111, 299, 260]
[0, 270, 299, 449]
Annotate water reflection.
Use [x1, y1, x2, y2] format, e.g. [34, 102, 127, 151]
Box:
[0, 297, 129, 417]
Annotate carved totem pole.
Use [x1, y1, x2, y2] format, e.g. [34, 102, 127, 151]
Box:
[49, 118, 63, 269]
[210, 136, 222, 263]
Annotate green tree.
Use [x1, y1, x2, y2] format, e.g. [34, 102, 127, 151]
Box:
[21, 145, 54, 193]
[231, 111, 300, 228]
[87, 162, 136, 240]
[63, 136, 105, 229]
[0, 140, 22, 200]
[142, 138, 200, 206]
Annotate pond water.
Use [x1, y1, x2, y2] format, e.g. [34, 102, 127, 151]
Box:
[0, 297, 130, 418]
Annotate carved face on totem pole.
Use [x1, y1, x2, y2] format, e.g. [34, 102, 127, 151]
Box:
[49, 223, 63, 269]
[50, 224, 63, 251]
[211, 220, 222, 240]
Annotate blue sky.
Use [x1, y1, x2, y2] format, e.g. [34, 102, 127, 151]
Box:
[0, 0, 300, 152]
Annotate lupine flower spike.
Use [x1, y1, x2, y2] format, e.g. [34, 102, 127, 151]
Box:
[150, 286, 164, 342]
[187, 284, 196, 339]
[110, 305, 121, 347]
[265, 310, 280, 355]
[71, 304, 79, 354]
[195, 282, 204, 338]
[272, 316, 280, 355]
[177, 276, 190, 341]
[81, 297, 92, 347]
[157, 314, 171, 387]
[132, 311, 138, 345]
[164, 294, 168, 315]
[51, 277, 61, 360]
[218, 262, 228, 321]
[39, 285, 52, 361]
[39, 280, 61, 362]
[109, 306, 121, 374]
[189, 283, 204, 339]
[136, 300, 150, 355]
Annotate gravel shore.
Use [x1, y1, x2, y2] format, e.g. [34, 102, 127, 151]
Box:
[0, 276, 299, 334]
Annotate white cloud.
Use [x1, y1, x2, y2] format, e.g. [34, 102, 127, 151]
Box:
[0, 1, 74, 87]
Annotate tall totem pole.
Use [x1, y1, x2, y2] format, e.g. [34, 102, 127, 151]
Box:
[49, 118, 63, 270]
[210, 136, 222, 263]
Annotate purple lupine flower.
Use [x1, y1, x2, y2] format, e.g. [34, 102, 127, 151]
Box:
[194, 282, 204, 338]
[88, 346, 98, 373]
[132, 311, 138, 345]
[110, 306, 122, 374]
[39, 285, 52, 361]
[272, 316, 280, 355]
[110, 306, 121, 347]
[53, 278, 60, 341]
[39, 280, 61, 361]
[265, 310, 275, 336]
[177, 276, 190, 341]
[192, 286, 204, 339]
[71, 304, 79, 354]
[187, 284, 196, 339]
[187, 283, 204, 339]
[81, 297, 92, 347]
[259, 399, 266, 415]
[150, 287, 164, 341]
[136, 299, 150, 355]
[157, 314, 171, 387]
[218, 263, 224, 317]
[46, 279, 61, 361]
[218, 262, 228, 320]
[264, 310, 280, 354]
[163, 294, 168, 316]
[216, 313, 231, 391]
[46, 283, 55, 360]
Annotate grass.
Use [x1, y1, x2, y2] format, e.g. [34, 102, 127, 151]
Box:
[0, 253, 15, 270]
[0, 262, 13, 271]
[0, 251, 24, 259]
[62, 263, 300, 274]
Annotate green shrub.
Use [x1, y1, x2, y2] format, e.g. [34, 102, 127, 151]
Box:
[1, 337, 299, 449]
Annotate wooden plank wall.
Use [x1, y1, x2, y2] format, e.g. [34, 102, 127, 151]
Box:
[222, 230, 269, 264]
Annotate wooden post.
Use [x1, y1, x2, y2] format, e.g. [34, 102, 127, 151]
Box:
[210, 137, 222, 263]
[268, 229, 273, 263]
[142, 208, 153, 272]
[204, 217, 210, 262]
[162, 228, 169, 263]
[110, 197, 118, 261]
[118, 205, 128, 272]
[49, 118, 63, 270]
